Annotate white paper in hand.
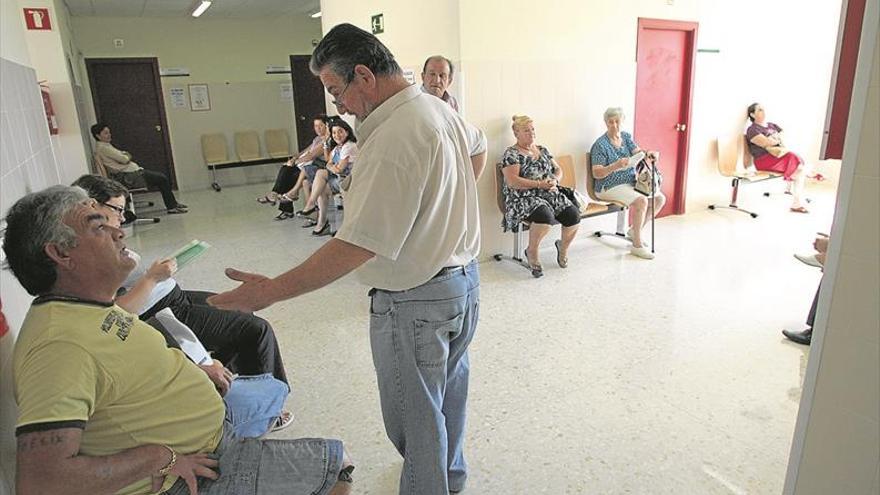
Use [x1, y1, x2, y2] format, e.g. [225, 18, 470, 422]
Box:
[627, 151, 646, 169]
[154, 308, 212, 365]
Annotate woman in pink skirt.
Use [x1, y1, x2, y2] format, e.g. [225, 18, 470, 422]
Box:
[746, 103, 809, 213]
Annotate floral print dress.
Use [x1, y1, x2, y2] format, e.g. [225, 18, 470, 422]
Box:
[501, 145, 573, 232]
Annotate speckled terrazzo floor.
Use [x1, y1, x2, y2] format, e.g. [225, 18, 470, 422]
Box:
[123, 180, 836, 495]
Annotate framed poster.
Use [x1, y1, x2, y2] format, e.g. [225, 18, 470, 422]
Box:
[188, 84, 211, 111]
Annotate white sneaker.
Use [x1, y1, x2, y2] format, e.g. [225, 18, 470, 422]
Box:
[626, 228, 649, 247]
[794, 253, 823, 268]
[630, 245, 655, 259]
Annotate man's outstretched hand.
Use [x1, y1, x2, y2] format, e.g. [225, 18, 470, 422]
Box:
[206, 268, 274, 312]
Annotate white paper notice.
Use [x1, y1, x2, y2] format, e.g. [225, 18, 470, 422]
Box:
[169, 87, 186, 108]
[403, 68, 415, 85]
[154, 308, 212, 365]
[280, 82, 293, 102]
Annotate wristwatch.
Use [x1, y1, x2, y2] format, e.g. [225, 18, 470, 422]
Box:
[157, 445, 177, 476]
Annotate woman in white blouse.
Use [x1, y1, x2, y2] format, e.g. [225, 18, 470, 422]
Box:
[297, 118, 358, 236]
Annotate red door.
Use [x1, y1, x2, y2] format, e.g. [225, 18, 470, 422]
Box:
[634, 18, 698, 216]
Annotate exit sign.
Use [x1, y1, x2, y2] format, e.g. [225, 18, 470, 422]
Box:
[371, 14, 384, 34]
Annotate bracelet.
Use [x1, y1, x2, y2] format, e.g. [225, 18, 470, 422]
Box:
[156, 445, 177, 476]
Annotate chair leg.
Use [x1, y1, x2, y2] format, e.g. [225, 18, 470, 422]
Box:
[708, 178, 759, 218]
[593, 209, 630, 243]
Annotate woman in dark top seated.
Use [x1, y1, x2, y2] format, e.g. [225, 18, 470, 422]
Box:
[746, 103, 808, 213]
[501, 115, 580, 278]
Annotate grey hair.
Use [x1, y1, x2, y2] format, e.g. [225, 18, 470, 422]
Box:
[2, 185, 89, 295]
[422, 55, 455, 78]
[309, 23, 402, 82]
[604, 107, 625, 122]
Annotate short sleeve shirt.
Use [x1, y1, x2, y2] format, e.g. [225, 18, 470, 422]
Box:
[331, 141, 358, 175]
[335, 84, 487, 290]
[746, 122, 782, 160]
[13, 297, 225, 495]
[589, 132, 638, 192]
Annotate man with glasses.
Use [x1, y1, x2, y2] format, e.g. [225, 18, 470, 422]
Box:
[209, 23, 487, 495]
[5, 186, 353, 495]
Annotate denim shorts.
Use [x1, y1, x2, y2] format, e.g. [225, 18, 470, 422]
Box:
[164, 423, 344, 495]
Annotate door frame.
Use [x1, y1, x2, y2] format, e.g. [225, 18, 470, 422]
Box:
[635, 18, 698, 215]
[85, 57, 177, 188]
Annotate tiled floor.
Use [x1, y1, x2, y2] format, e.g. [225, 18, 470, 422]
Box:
[126, 179, 837, 494]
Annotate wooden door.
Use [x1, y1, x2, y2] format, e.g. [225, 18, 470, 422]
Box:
[822, 0, 866, 159]
[85, 58, 176, 187]
[290, 55, 328, 149]
[634, 19, 698, 216]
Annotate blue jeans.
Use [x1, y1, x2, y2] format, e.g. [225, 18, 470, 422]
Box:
[224, 373, 289, 438]
[369, 261, 480, 495]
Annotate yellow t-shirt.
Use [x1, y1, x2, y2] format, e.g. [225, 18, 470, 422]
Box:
[14, 296, 225, 495]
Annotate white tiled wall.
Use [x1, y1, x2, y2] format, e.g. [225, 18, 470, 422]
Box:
[0, 55, 63, 494]
[790, 26, 880, 495]
[0, 57, 61, 216]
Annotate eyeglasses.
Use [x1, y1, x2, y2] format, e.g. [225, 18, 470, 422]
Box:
[329, 79, 352, 108]
[103, 202, 126, 217]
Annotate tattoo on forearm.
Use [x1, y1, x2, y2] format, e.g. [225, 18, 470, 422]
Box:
[17, 432, 68, 452]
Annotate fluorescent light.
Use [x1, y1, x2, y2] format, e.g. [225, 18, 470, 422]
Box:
[310, 11, 322, 18]
[191, 0, 212, 18]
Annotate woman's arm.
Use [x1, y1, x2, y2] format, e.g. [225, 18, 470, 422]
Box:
[750, 133, 779, 148]
[501, 164, 551, 190]
[328, 156, 352, 175]
[294, 141, 325, 165]
[592, 157, 630, 179]
[115, 259, 176, 314]
[550, 159, 563, 182]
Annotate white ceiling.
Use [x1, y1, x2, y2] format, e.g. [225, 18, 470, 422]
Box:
[63, 0, 320, 19]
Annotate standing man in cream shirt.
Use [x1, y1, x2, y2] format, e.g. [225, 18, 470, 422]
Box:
[209, 23, 487, 495]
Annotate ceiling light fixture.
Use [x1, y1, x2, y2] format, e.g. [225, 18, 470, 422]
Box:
[191, 0, 212, 18]
[310, 11, 322, 18]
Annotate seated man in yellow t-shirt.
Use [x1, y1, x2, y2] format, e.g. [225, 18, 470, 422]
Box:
[4, 185, 353, 495]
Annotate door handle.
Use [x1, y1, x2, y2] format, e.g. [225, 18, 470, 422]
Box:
[299, 115, 306, 121]
[674, 123, 687, 132]
[155, 125, 162, 132]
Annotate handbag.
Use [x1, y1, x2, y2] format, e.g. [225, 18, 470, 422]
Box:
[634, 159, 662, 196]
[557, 185, 581, 210]
[766, 146, 789, 158]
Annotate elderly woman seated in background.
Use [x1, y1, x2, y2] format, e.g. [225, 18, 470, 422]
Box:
[296, 118, 358, 236]
[590, 107, 666, 260]
[501, 115, 580, 278]
[746, 102, 809, 213]
[258, 113, 330, 209]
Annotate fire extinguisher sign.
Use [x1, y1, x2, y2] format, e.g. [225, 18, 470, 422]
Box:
[23, 8, 52, 30]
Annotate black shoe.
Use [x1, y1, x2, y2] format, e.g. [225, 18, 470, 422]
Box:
[297, 205, 318, 217]
[167, 207, 188, 214]
[782, 328, 812, 345]
[176, 203, 188, 209]
[311, 221, 330, 236]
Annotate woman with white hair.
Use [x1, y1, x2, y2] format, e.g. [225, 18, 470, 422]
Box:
[589, 107, 666, 260]
[502, 115, 581, 277]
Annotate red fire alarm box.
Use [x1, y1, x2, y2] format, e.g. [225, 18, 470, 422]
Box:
[23, 8, 52, 30]
[40, 84, 59, 135]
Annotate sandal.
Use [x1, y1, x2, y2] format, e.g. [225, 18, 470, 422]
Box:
[279, 193, 298, 203]
[301, 218, 318, 228]
[554, 240, 568, 268]
[523, 249, 543, 278]
[270, 410, 294, 432]
[274, 212, 293, 221]
[257, 195, 276, 205]
[790, 206, 809, 214]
